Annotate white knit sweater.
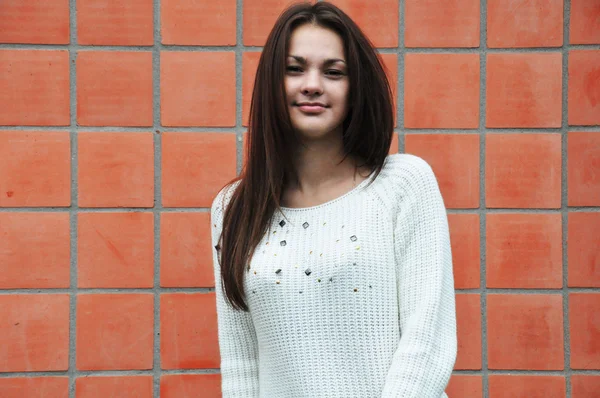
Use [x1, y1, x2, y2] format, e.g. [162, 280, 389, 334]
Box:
[211, 153, 457, 397]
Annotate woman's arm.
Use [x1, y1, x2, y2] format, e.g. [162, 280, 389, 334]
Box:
[381, 158, 457, 398]
[211, 186, 260, 397]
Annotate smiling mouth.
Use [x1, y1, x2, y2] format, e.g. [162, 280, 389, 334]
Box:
[294, 102, 328, 114]
[296, 102, 327, 107]
[295, 104, 327, 114]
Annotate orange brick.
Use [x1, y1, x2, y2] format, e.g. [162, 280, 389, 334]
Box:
[76, 376, 153, 398]
[0, 377, 68, 398]
[572, 375, 600, 398]
[76, 294, 154, 370]
[0, 213, 69, 289]
[568, 132, 600, 206]
[160, 293, 220, 369]
[0, 295, 69, 372]
[389, 133, 399, 154]
[568, 51, 600, 126]
[162, 0, 236, 45]
[447, 214, 480, 289]
[487, 294, 564, 370]
[486, 213, 562, 289]
[161, 52, 236, 127]
[78, 212, 154, 288]
[485, 133, 561, 208]
[160, 212, 213, 287]
[77, 51, 153, 126]
[77, 0, 153, 45]
[242, 51, 261, 127]
[487, 0, 563, 48]
[160, 374, 222, 398]
[0, 131, 70, 207]
[489, 375, 565, 398]
[405, 0, 479, 48]
[486, 53, 562, 128]
[445, 375, 482, 398]
[329, 0, 398, 47]
[0, 50, 69, 126]
[570, 0, 600, 44]
[243, 0, 316, 46]
[454, 294, 482, 370]
[380, 53, 398, 127]
[568, 213, 600, 287]
[78, 132, 154, 208]
[569, 293, 600, 370]
[405, 134, 479, 208]
[0, 0, 69, 44]
[161, 132, 237, 207]
[404, 53, 479, 128]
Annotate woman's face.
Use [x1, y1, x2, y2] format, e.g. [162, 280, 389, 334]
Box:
[284, 24, 350, 141]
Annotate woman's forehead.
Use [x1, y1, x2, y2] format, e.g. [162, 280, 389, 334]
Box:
[287, 26, 345, 62]
[288, 25, 344, 55]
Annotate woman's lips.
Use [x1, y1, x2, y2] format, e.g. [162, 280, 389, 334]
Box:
[296, 104, 326, 114]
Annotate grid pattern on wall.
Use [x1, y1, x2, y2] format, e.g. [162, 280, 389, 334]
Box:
[0, 0, 599, 397]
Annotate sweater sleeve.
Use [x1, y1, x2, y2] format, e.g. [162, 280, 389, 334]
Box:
[211, 184, 260, 397]
[381, 157, 457, 398]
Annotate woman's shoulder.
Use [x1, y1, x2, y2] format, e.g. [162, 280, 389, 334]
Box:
[371, 153, 441, 212]
[380, 153, 438, 191]
[211, 179, 242, 214]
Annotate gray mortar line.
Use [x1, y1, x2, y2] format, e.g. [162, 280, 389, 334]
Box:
[563, 1, 572, 396]
[153, 0, 162, 396]
[68, 0, 78, 396]
[480, 1, 488, 396]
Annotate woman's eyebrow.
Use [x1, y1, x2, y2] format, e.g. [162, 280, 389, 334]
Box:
[288, 55, 346, 65]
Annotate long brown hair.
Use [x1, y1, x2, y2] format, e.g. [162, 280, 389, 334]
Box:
[216, 1, 394, 311]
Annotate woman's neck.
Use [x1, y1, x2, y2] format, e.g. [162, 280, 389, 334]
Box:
[281, 141, 371, 208]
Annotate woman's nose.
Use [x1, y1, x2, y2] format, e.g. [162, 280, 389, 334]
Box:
[301, 70, 323, 96]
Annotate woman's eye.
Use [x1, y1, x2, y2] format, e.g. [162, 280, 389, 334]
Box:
[326, 70, 344, 77]
[286, 66, 302, 73]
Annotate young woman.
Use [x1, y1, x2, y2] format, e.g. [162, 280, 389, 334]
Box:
[211, 2, 457, 397]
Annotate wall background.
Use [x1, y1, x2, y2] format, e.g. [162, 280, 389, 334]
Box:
[0, 0, 599, 397]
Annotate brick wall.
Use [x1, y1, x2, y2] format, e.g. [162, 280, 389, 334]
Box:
[0, 0, 599, 397]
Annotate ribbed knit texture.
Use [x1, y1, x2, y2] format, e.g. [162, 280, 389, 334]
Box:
[211, 153, 457, 397]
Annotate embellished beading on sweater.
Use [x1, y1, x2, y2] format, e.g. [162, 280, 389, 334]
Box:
[211, 153, 457, 398]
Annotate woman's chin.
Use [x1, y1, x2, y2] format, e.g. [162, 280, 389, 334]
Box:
[292, 125, 343, 141]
